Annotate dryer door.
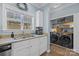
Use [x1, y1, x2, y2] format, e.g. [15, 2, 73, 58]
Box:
[59, 35, 71, 48]
[50, 33, 59, 43]
[59, 35, 70, 44]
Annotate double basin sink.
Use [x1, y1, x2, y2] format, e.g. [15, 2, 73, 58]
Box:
[14, 34, 43, 40]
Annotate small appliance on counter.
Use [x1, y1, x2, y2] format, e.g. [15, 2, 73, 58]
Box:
[35, 27, 43, 35]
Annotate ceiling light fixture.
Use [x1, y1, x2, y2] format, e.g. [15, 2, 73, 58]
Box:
[53, 4, 61, 8]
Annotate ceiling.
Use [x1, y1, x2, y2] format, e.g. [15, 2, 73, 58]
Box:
[30, 3, 75, 10]
[31, 3, 65, 9]
[30, 3, 48, 9]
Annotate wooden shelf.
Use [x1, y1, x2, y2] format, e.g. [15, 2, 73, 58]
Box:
[23, 23, 31, 29]
[7, 20, 21, 29]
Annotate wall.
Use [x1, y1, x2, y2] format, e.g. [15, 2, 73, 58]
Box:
[43, 6, 50, 52]
[49, 3, 79, 52]
[0, 4, 2, 29]
[74, 13, 79, 52]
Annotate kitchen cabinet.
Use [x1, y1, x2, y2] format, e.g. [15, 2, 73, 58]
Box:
[36, 10, 43, 27]
[4, 8, 22, 30]
[11, 40, 31, 56]
[0, 4, 34, 30]
[6, 9, 33, 30]
[23, 15, 32, 29]
[11, 36, 48, 56]
[39, 37, 47, 55]
[6, 9, 21, 22]
[6, 10, 21, 29]
[7, 21, 21, 29]
[12, 46, 31, 56]
[30, 38, 40, 56]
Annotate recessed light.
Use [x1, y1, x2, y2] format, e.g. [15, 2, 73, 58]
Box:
[53, 4, 61, 8]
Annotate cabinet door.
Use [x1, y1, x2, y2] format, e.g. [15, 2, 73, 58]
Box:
[6, 9, 22, 29]
[40, 36, 47, 55]
[6, 9, 21, 22]
[12, 46, 30, 56]
[30, 38, 40, 56]
[23, 15, 32, 29]
[36, 11, 43, 27]
[11, 40, 30, 56]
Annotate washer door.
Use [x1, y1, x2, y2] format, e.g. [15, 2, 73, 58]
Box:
[59, 35, 70, 44]
[50, 33, 59, 43]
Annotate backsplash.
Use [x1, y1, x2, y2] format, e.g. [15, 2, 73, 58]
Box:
[1, 29, 32, 34]
[0, 29, 32, 39]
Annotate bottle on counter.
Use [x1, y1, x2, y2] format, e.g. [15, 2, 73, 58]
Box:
[11, 32, 14, 38]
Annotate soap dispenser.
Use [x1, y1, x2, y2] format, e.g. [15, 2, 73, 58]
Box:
[11, 32, 14, 38]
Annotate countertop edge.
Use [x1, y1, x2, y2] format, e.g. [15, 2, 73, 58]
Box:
[0, 35, 47, 45]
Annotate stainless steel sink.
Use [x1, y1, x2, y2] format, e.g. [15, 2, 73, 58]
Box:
[14, 35, 33, 40]
[14, 34, 42, 40]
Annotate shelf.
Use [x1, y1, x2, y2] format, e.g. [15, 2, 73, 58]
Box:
[23, 23, 31, 29]
[7, 17, 22, 22]
[7, 20, 21, 29]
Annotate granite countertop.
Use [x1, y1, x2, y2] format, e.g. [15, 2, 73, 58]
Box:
[0, 35, 46, 45]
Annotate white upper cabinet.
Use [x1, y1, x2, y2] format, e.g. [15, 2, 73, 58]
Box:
[0, 4, 34, 30]
[6, 9, 22, 22]
[36, 10, 43, 27]
[22, 15, 32, 29]
[6, 9, 22, 29]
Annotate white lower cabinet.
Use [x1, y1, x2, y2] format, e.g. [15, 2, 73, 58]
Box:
[12, 46, 31, 56]
[11, 36, 47, 56]
[11, 40, 31, 56]
[39, 37, 47, 55]
[30, 38, 40, 56]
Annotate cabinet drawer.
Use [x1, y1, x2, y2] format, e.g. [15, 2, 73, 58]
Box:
[30, 38, 39, 45]
[12, 46, 31, 56]
[12, 40, 30, 49]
